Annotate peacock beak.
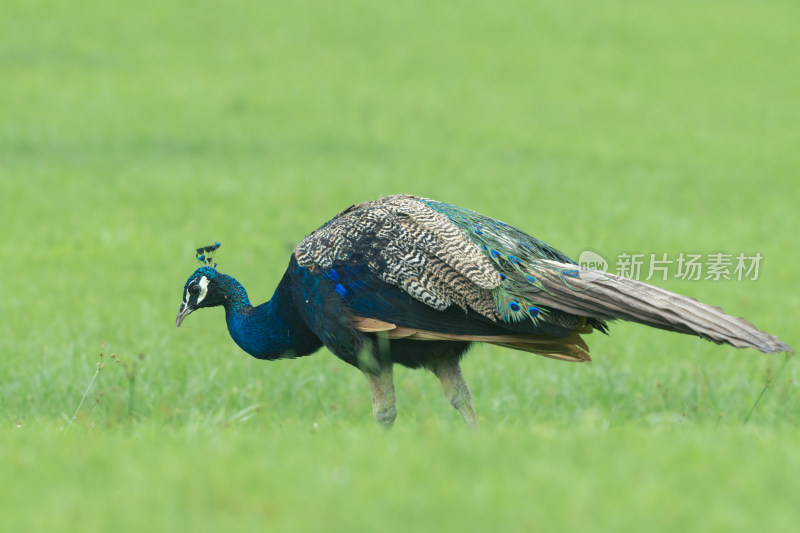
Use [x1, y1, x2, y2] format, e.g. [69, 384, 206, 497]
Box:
[176, 302, 194, 327]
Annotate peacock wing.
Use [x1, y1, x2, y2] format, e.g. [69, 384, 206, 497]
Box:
[414, 196, 595, 329]
[294, 195, 597, 332]
[294, 195, 505, 320]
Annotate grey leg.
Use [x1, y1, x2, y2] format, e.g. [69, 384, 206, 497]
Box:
[431, 359, 478, 430]
[365, 366, 397, 429]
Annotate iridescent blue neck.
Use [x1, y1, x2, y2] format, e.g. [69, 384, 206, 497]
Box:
[223, 272, 321, 360]
[217, 273, 252, 311]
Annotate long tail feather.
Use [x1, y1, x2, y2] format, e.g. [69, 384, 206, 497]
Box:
[532, 261, 792, 354]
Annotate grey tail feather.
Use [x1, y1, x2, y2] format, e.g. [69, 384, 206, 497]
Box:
[531, 261, 793, 354]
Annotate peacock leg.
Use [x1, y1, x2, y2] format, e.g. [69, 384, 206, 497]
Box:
[365, 365, 397, 428]
[431, 359, 478, 430]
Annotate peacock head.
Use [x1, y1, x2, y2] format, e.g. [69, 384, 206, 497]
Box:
[177, 266, 230, 326]
[176, 243, 227, 327]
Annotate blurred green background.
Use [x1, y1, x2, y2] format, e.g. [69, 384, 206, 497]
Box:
[1, 0, 798, 531]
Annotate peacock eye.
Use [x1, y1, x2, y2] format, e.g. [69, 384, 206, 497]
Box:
[189, 285, 200, 296]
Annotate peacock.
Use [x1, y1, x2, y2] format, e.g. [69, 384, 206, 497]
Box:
[176, 194, 791, 428]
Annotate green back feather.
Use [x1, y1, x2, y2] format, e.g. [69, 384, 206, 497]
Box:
[418, 198, 581, 324]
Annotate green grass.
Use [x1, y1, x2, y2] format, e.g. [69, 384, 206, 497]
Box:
[1, 0, 799, 531]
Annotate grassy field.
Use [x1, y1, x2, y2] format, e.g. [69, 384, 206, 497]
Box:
[2, 0, 799, 531]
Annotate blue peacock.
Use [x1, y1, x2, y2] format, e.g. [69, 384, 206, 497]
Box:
[176, 195, 791, 428]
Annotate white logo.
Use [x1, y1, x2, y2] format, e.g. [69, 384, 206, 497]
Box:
[578, 250, 610, 282]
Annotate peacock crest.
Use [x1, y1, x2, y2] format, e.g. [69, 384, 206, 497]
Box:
[196, 242, 221, 268]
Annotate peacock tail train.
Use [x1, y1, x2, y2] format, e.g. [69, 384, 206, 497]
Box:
[294, 195, 791, 360]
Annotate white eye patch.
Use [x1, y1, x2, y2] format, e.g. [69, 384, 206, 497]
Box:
[184, 275, 211, 305]
[196, 275, 210, 304]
